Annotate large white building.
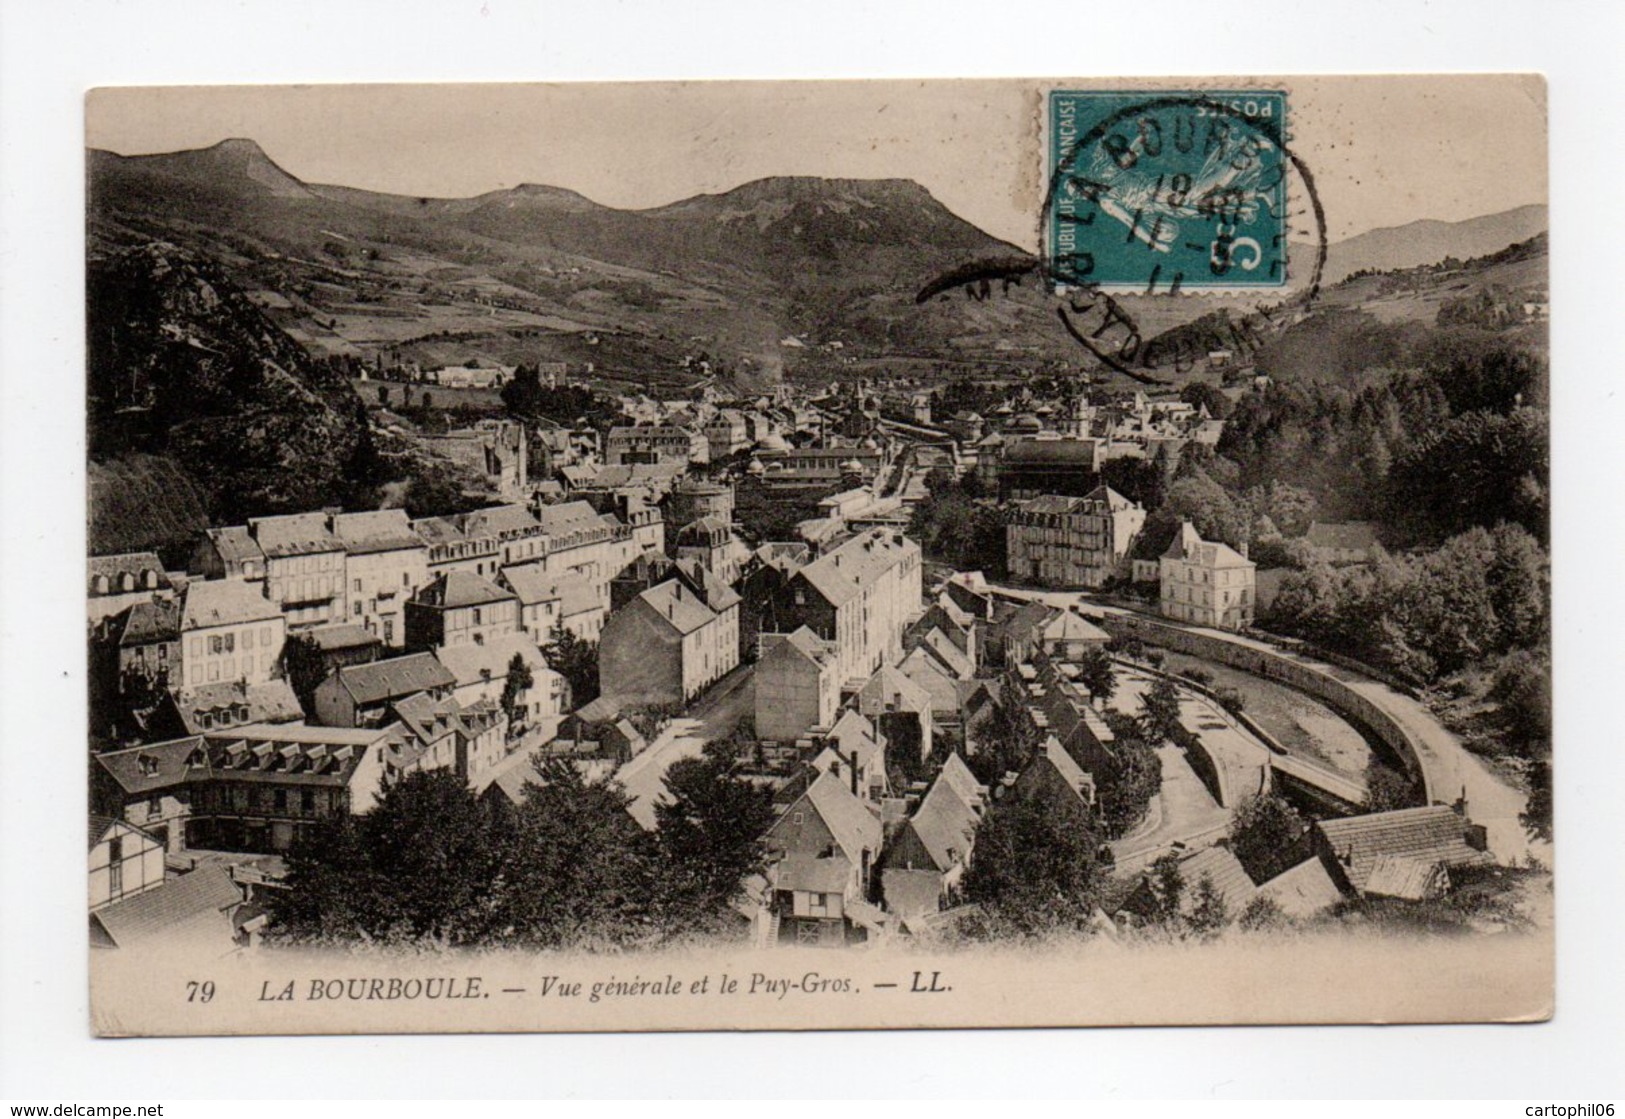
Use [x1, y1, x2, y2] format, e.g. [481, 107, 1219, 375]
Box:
[329, 510, 429, 647]
[1159, 521, 1256, 630]
[771, 528, 923, 686]
[1006, 485, 1146, 589]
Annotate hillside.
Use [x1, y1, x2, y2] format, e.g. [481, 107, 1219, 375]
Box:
[1321, 204, 1548, 285]
[88, 242, 384, 529]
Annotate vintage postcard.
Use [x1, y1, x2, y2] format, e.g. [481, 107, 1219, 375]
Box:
[84, 75, 1551, 1036]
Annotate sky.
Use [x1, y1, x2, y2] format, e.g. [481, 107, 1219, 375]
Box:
[86, 75, 1547, 250]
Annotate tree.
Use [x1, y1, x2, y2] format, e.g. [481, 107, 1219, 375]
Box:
[489, 760, 659, 949]
[1148, 852, 1185, 924]
[542, 623, 599, 708]
[1179, 381, 1233, 420]
[1228, 793, 1306, 883]
[961, 795, 1108, 937]
[1237, 894, 1288, 932]
[1075, 645, 1116, 708]
[1186, 872, 1230, 937]
[1094, 724, 1161, 839]
[652, 754, 776, 934]
[269, 770, 506, 945]
[1364, 759, 1417, 814]
[282, 633, 329, 717]
[500, 362, 547, 417]
[1520, 758, 1552, 843]
[1138, 676, 1183, 746]
[499, 652, 535, 737]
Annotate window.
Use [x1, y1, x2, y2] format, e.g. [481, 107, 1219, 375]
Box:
[261, 627, 272, 647]
[148, 795, 163, 817]
[209, 635, 224, 655]
[402, 572, 410, 586]
[273, 789, 288, 811]
[354, 578, 362, 593]
[354, 602, 363, 617]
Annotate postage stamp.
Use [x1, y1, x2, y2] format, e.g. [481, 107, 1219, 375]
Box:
[1047, 90, 1291, 292]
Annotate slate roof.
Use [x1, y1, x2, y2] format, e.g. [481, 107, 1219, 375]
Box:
[858, 664, 931, 714]
[1316, 806, 1491, 893]
[1255, 856, 1345, 916]
[332, 652, 455, 706]
[634, 580, 719, 637]
[457, 503, 541, 538]
[675, 558, 741, 612]
[90, 865, 242, 951]
[1040, 609, 1111, 645]
[535, 500, 608, 536]
[114, 599, 181, 647]
[902, 768, 982, 873]
[1172, 845, 1258, 917]
[1025, 736, 1094, 807]
[202, 527, 264, 567]
[1001, 438, 1102, 464]
[89, 551, 170, 594]
[411, 516, 487, 551]
[435, 633, 554, 691]
[89, 815, 160, 851]
[180, 579, 281, 631]
[167, 679, 303, 734]
[1162, 521, 1253, 569]
[303, 623, 383, 653]
[1362, 855, 1449, 901]
[329, 509, 425, 555]
[248, 512, 342, 558]
[413, 571, 515, 610]
[898, 648, 962, 716]
[797, 770, 883, 865]
[795, 528, 917, 609]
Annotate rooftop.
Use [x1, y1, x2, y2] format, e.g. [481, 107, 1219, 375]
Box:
[333, 652, 456, 706]
[180, 578, 281, 631]
[247, 512, 341, 558]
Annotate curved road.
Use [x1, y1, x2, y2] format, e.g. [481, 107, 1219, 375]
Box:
[996, 586, 1543, 866]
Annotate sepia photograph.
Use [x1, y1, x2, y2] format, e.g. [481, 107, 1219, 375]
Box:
[78, 74, 1556, 1037]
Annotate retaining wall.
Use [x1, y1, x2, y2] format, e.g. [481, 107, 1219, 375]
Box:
[1100, 614, 1436, 805]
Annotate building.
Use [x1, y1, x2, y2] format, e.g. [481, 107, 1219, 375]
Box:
[880, 754, 987, 919]
[605, 424, 707, 467]
[389, 692, 509, 783]
[103, 599, 182, 698]
[1313, 805, 1492, 900]
[1159, 522, 1257, 630]
[329, 510, 429, 646]
[411, 515, 501, 580]
[530, 500, 639, 602]
[810, 709, 891, 804]
[92, 725, 395, 854]
[178, 578, 286, 690]
[418, 419, 528, 498]
[994, 438, 1106, 500]
[88, 552, 175, 628]
[666, 478, 735, 527]
[89, 816, 167, 910]
[1013, 735, 1096, 816]
[434, 632, 567, 733]
[598, 577, 739, 704]
[456, 504, 544, 567]
[704, 410, 749, 458]
[311, 651, 456, 728]
[754, 627, 842, 743]
[855, 664, 933, 765]
[764, 770, 884, 947]
[1304, 521, 1381, 566]
[771, 528, 923, 687]
[155, 678, 303, 737]
[404, 572, 521, 651]
[1006, 485, 1146, 588]
[90, 863, 245, 956]
[246, 512, 350, 629]
[189, 526, 266, 584]
[296, 622, 385, 678]
[1119, 844, 1258, 924]
[674, 516, 743, 586]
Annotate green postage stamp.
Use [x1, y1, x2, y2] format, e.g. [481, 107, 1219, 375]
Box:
[1047, 90, 1296, 292]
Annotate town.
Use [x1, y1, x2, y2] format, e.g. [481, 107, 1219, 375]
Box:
[86, 351, 1547, 955]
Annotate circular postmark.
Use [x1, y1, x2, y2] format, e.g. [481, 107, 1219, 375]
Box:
[917, 90, 1327, 383]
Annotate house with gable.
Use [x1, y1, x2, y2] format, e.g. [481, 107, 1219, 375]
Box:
[754, 626, 842, 743]
[880, 754, 987, 920]
[311, 651, 456, 728]
[1313, 805, 1493, 901]
[855, 663, 933, 766]
[597, 576, 738, 704]
[765, 770, 884, 947]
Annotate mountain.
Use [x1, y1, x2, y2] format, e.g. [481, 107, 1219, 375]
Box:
[1322, 204, 1548, 284]
[88, 139, 1062, 384]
